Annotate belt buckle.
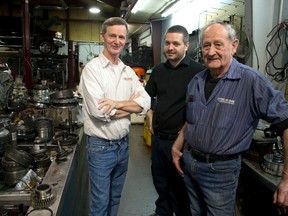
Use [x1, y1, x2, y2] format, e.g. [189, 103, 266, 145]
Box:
[206, 154, 215, 163]
[194, 151, 215, 163]
[190, 149, 215, 163]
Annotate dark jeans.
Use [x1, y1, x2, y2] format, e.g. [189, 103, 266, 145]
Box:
[151, 135, 192, 216]
[182, 150, 242, 216]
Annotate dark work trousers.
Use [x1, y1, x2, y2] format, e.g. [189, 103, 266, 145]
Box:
[151, 135, 192, 216]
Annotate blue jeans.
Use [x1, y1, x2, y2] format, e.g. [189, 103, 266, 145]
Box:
[182, 150, 242, 216]
[86, 135, 129, 216]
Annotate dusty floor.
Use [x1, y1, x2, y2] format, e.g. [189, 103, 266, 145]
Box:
[118, 124, 157, 216]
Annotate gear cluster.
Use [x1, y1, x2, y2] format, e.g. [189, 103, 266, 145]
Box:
[30, 183, 56, 208]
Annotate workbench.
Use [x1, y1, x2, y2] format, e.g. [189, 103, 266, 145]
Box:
[0, 127, 90, 216]
[242, 129, 281, 191]
[29, 128, 89, 216]
[242, 158, 280, 192]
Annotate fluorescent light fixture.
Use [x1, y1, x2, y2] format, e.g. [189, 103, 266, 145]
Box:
[131, 0, 145, 14]
[89, 7, 100, 13]
[161, 0, 189, 17]
[161, 0, 233, 18]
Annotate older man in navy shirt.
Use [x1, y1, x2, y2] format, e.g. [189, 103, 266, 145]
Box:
[172, 21, 288, 216]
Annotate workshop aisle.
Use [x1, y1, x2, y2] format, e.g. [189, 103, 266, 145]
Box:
[118, 124, 157, 216]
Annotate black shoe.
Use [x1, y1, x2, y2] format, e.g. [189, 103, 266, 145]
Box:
[149, 213, 159, 216]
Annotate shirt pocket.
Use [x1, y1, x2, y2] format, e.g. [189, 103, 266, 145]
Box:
[186, 95, 203, 124]
[211, 101, 236, 129]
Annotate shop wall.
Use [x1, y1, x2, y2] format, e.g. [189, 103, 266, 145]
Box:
[159, 0, 245, 63]
[248, 0, 288, 90]
[39, 9, 103, 42]
[158, 0, 288, 89]
[138, 27, 152, 47]
[76, 42, 104, 65]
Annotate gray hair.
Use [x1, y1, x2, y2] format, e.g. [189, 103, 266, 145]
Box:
[199, 20, 237, 45]
[165, 25, 189, 44]
[101, 17, 129, 36]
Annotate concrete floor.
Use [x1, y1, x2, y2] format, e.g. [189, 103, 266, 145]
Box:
[118, 124, 157, 216]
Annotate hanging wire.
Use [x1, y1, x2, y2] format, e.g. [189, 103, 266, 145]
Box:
[265, 27, 282, 71]
[250, 35, 260, 70]
[265, 21, 288, 82]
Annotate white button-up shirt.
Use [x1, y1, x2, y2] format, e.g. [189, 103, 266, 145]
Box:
[79, 53, 151, 140]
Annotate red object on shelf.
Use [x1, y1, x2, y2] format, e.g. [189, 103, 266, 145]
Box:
[131, 67, 145, 78]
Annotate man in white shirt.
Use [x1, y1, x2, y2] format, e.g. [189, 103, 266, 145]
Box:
[79, 17, 151, 216]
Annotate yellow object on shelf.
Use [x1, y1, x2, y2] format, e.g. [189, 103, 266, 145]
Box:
[143, 118, 151, 147]
[145, 69, 152, 82]
[146, 130, 151, 147]
[143, 119, 147, 140]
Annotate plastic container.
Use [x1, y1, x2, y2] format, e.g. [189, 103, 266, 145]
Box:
[146, 128, 151, 147]
[131, 67, 145, 78]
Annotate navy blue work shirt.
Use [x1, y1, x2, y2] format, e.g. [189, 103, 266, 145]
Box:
[185, 58, 288, 155]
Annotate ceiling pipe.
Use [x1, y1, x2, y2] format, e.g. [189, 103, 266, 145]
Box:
[59, 0, 68, 9]
[34, 0, 68, 10]
[123, 0, 137, 21]
[120, 0, 129, 18]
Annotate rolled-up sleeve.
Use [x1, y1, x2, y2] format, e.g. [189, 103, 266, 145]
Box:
[133, 92, 151, 114]
[130, 73, 151, 114]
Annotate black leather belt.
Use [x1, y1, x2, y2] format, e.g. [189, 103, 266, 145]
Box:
[189, 148, 240, 163]
[155, 132, 178, 140]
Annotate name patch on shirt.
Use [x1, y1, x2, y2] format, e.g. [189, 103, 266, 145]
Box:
[123, 77, 132, 81]
[217, 97, 235, 105]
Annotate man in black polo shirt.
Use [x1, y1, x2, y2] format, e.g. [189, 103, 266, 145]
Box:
[145, 25, 205, 216]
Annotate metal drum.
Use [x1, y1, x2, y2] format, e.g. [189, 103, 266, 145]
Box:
[32, 85, 50, 108]
[34, 117, 54, 142]
[50, 89, 78, 108]
[261, 153, 284, 176]
[3, 168, 28, 185]
[16, 124, 35, 141]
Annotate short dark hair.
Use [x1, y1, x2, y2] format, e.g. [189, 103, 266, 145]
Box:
[165, 25, 189, 44]
[101, 17, 129, 36]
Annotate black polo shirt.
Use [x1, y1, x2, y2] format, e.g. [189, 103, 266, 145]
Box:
[145, 55, 205, 134]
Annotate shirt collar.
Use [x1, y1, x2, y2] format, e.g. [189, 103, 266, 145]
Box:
[164, 54, 190, 69]
[224, 58, 241, 80]
[99, 52, 127, 71]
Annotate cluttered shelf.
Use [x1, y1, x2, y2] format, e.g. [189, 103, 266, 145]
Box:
[0, 127, 90, 216]
[242, 158, 280, 192]
[241, 128, 281, 192]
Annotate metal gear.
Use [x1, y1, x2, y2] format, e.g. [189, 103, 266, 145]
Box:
[30, 184, 56, 208]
